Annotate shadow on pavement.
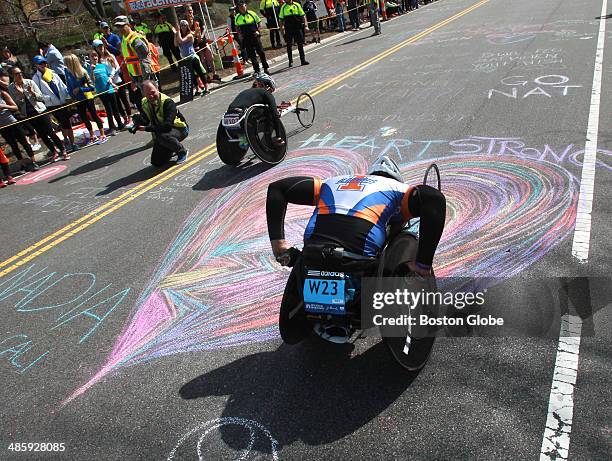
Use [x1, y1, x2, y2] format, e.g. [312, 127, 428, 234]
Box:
[96, 163, 172, 196]
[336, 34, 374, 47]
[596, 13, 612, 19]
[49, 145, 149, 184]
[179, 339, 421, 451]
[192, 158, 273, 191]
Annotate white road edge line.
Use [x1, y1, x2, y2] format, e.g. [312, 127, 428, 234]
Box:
[571, 0, 607, 263]
[540, 1, 607, 460]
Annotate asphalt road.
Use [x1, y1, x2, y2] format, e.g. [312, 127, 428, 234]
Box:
[1, 0, 611, 460]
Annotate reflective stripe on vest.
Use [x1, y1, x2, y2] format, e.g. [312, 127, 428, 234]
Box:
[141, 93, 187, 131]
[121, 31, 145, 77]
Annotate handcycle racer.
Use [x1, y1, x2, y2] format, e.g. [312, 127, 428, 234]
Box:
[224, 73, 285, 150]
[266, 155, 447, 342]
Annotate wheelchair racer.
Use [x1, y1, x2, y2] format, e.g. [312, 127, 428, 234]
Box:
[224, 73, 285, 149]
[266, 155, 447, 277]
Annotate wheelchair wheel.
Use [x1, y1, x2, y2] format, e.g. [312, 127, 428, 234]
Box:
[244, 106, 287, 165]
[383, 336, 435, 371]
[216, 122, 248, 166]
[380, 231, 437, 371]
[295, 92, 316, 128]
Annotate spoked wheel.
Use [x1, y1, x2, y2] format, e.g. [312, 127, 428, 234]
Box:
[216, 122, 248, 166]
[245, 106, 287, 165]
[295, 92, 316, 128]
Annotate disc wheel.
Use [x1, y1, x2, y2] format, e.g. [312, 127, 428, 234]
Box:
[245, 106, 287, 165]
[216, 122, 248, 166]
[295, 92, 315, 128]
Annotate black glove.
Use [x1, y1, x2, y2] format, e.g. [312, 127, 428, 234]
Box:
[128, 125, 138, 134]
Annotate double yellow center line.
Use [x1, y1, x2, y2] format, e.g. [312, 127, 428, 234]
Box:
[0, 0, 489, 279]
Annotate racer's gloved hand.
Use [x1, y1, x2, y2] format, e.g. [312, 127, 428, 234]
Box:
[128, 125, 138, 134]
[276, 247, 300, 267]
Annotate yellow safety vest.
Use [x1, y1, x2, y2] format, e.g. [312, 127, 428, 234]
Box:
[279, 3, 305, 19]
[235, 10, 261, 27]
[121, 31, 147, 77]
[154, 22, 172, 34]
[260, 0, 279, 9]
[141, 93, 187, 134]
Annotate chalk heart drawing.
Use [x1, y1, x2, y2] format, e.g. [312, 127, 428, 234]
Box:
[67, 149, 578, 402]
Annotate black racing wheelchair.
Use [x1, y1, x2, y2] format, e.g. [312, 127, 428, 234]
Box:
[278, 164, 442, 371]
[216, 92, 315, 166]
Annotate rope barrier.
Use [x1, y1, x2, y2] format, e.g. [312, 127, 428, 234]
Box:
[0, 0, 394, 131]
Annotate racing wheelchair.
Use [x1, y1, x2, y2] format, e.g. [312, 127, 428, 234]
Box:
[216, 92, 315, 166]
[278, 164, 442, 371]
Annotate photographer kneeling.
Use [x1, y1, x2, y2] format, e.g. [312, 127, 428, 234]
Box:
[129, 80, 189, 166]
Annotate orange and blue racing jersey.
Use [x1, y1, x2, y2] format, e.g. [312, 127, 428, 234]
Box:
[304, 174, 414, 257]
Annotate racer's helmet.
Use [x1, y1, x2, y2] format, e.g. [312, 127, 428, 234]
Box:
[367, 155, 403, 182]
[253, 72, 277, 92]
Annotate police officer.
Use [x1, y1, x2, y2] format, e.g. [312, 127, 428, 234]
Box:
[235, 0, 270, 74]
[154, 13, 181, 72]
[260, 0, 282, 48]
[279, 0, 310, 67]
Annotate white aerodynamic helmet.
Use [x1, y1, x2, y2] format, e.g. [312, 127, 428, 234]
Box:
[253, 72, 277, 91]
[367, 155, 403, 182]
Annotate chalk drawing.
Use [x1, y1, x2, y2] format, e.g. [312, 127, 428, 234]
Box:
[16, 165, 68, 185]
[473, 49, 565, 73]
[0, 265, 131, 375]
[69, 144, 580, 401]
[167, 417, 279, 461]
[488, 75, 582, 99]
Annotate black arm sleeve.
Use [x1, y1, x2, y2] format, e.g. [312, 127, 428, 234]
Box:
[267, 176, 317, 240]
[407, 185, 446, 267]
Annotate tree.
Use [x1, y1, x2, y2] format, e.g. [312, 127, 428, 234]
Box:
[0, 0, 68, 42]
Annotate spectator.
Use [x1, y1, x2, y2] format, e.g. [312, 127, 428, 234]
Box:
[114, 15, 154, 109]
[369, 0, 382, 35]
[31, 55, 78, 153]
[64, 54, 107, 145]
[8, 66, 69, 161]
[98, 21, 122, 57]
[130, 80, 189, 166]
[303, 0, 321, 43]
[38, 42, 67, 83]
[279, 0, 310, 67]
[185, 4, 221, 83]
[154, 13, 181, 72]
[410, 0, 419, 10]
[93, 40, 132, 126]
[324, 0, 337, 31]
[174, 20, 210, 97]
[0, 89, 39, 171]
[235, 1, 270, 74]
[336, 0, 347, 32]
[89, 51, 125, 136]
[347, 0, 361, 30]
[0, 146, 16, 187]
[0, 46, 27, 76]
[260, 0, 283, 48]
